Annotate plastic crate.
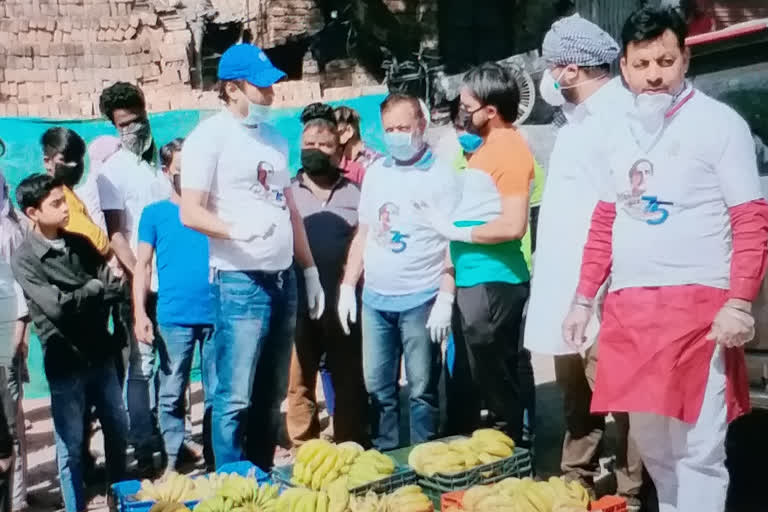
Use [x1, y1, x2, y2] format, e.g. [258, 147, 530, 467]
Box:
[271, 461, 417, 496]
[591, 495, 628, 512]
[440, 490, 465, 511]
[109, 461, 269, 512]
[417, 448, 533, 509]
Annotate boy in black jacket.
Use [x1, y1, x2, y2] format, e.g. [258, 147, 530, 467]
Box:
[11, 174, 128, 512]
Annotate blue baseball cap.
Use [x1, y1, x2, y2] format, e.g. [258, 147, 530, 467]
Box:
[217, 44, 286, 88]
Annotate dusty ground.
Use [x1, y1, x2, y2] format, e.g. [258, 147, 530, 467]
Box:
[20, 353, 768, 512]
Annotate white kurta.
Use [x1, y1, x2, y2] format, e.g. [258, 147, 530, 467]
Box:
[524, 78, 630, 355]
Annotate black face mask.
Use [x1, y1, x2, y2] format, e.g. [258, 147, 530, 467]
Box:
[458, 108, 489, 137]
[54, 162, 85, 188]
[301, 148, 335, 176]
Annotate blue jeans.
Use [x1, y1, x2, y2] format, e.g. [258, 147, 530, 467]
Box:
[157, 324, 214, 469]
[362, 300, 442, 450]
[48, 360, 128, 512]
[212, 268, 296, 469]
[123, 296, 159, 461]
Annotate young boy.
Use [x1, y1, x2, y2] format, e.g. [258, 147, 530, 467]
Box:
[133, 139, 214, 472]
[11, 174, 129, 512]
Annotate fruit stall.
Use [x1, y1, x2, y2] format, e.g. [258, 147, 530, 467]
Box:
[109, 429, 629, 512]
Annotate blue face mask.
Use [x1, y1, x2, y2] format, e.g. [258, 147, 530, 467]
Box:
[243, 101, 272, 126]
[457, 132, 484, 154]
[384, 131, 422, 162]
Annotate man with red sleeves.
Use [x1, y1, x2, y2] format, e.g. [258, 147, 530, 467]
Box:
[563, 7, 768, 512]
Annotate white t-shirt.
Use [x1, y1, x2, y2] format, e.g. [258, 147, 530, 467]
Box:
[359, 151, 460, 295]
[525, 78, 631, 355]
[604, 89, 762, 291]
[0, 262, 26, 367]
[76, 169, 108, 235]
[181, 110, 293, 272]
[96, 148, 171, 250]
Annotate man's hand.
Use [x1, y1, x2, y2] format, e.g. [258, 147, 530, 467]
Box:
[229, 221, 277, 242]
[562, 296, 594, 351]
[426, 291, 454, 344]
[134, 314, 155, 345]
[707, 299, 755, 348]
[337, 284, 357, 335]
[412, 201, 473, 243]
[303, 266, 325, 320]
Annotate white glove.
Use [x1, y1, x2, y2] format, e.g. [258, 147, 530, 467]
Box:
[562, 296, 593, 351]
[303, 266, 325, 320]
[412, 201, 473, 243]
[229, 220, 276, 242]
[707, 300, 755, 348]
[337, 283, 357, 335]
[426, 291, 454, 344]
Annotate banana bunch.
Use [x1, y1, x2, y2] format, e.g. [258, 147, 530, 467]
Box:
[346, 450, 396, 490]
[347, 486, 432, 512]
[380, 485, 432, 512]
[408, 429, 515, 476]
[461, 476, 590, 512]
[292, 440, 393, 491]
[275, 482, 349, 512]
[149, 502, 192, 512]
[216, 474, 258, 506]
[136, 472, 198, 503]
[193, 473, 232, 501]
[195, 482, 280, 512]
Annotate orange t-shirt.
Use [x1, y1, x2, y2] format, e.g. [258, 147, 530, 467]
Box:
[467, 127, 534, 198]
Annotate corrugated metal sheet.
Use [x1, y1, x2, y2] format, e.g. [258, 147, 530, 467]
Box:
[573, 0, 639, 45]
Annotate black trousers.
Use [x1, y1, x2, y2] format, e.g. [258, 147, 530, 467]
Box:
[0, 367, 14, 512]
[453, 281, 530, 442]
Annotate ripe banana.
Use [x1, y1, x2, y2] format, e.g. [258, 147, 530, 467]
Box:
[460, 477, 589, 512]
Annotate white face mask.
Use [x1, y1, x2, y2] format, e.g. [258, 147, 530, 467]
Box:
[628, 92, 675, 151]
[242, 100, 271, 127]
[539, 69, 567, 107]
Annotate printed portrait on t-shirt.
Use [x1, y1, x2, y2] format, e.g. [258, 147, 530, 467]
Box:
[618, 158, 673, 225]
[250, 161, 286, 208]
[374, 202, 410, 253]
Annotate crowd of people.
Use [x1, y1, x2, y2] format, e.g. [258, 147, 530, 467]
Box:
[0, 4, 765, 512]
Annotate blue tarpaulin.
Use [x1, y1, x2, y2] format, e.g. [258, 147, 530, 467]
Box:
[0, 94, 387, 398]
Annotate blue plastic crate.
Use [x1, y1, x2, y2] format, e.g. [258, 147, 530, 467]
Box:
[109, 461, 270, 512]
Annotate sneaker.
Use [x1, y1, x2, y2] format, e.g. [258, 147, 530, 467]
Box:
[179, 442, 203, 464]
[622, 495, 642, 512]
[320, 420, 335, 442]
[274, 446, 295, 467]
[134, 456, 156, 479]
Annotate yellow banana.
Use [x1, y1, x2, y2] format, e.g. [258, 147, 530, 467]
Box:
[316, 491, 328, 512]
[472, 428, 516, 449]
[480, 440, 513, 458]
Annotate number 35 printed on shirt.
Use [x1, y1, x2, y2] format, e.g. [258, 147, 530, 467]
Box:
[389, 231, 410, 253]
[641, 195, 674, 225]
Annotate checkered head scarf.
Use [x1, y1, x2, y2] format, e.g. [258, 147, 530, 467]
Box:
[542, 14, 620, 67]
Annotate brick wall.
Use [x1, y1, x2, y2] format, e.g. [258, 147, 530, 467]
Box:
[0, 0, 217, 118]
[0, 0, 428, 118]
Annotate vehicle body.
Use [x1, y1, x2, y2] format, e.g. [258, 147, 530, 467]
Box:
[685, 19, 768, 408]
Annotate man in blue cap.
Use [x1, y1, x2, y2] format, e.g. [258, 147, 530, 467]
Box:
[180, 44, 325, 469]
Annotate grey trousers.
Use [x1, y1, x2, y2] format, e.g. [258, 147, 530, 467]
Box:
[553, 342, 643, 497]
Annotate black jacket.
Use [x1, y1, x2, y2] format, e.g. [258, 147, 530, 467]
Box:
[11, 231, 126, 379]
